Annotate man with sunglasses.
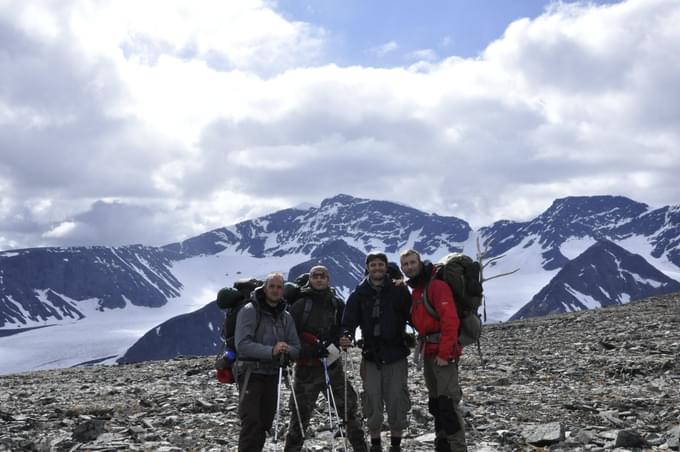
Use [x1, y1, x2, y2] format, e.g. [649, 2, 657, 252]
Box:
[284, 265, 368, 451]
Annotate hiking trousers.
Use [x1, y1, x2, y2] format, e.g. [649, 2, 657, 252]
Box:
[284, 362, 367, 452]
[423, 358, 467, 452]
[360, 357, 410, 433]
[237, 372, 278, 452]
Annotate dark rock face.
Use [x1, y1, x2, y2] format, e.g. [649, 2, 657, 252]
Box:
[117, 301, 224, 365]
[2, 293, 678, 451]
[287, 239, 367, 292]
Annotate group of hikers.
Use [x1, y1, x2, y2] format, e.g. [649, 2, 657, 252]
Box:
[229, 250, 468, 452]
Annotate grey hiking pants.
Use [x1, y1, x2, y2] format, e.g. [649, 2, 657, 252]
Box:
[360, 357, 410, 434]
[423, 357, 467, 452]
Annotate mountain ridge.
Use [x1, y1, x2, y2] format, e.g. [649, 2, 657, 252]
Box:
[1, 193, 679, 372]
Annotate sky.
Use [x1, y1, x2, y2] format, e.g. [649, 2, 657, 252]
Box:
[1, 0, 679, 251]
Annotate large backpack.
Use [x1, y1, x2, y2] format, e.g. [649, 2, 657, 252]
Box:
[216, 278, 263, 350]
[214, 278, 263, 383]
[423, 253, 484, 347]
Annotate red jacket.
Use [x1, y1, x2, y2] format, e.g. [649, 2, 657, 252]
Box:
[410, 272, 462, 361]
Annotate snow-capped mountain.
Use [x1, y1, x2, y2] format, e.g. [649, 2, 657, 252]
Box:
[481, 196, 649, 270]
[509, 240, 680, 320]
[0, 245, 181, 328]
[164, 193, 470, 259]
[1, 193, 679, 373]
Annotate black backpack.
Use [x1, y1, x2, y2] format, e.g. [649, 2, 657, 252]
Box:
[282, 273, 310, 307]
[423, 253, 484, 347]
[216, 278, 263, 350]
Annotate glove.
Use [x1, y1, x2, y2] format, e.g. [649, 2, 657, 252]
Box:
[315, 340, 330, 358]
[301, 331, 318, 345]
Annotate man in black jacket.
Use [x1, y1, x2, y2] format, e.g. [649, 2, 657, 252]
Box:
[284, 265, 367, 452]
[341, 253, 412, 452]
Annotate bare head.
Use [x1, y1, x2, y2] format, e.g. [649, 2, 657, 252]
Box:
[263, 272, 285, 304]
[365, 252, 388, 283]
[399, 249, 423, 279]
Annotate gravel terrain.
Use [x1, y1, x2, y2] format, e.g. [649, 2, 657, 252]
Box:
[1, 293, 679, 451]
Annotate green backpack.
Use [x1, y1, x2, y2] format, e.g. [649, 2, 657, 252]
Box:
[216, 278, 263, 349]
[423, 253, 484, 347]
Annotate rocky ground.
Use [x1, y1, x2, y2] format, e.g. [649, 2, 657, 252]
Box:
[1, 293, 679, 451]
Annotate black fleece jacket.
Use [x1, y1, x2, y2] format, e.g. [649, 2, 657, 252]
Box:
[342, 276, 412, 365]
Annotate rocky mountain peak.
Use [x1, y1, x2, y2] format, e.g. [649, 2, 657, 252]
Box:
[318, 193, 366, 208]
[537, 195, 648, 231]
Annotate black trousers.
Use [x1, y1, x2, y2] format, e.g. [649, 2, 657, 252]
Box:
[238, 372, 278, 452]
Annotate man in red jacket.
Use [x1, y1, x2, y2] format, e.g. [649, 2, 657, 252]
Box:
[400, 249, 467, 452]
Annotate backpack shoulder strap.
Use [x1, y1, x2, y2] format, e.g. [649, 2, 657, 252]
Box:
[301, 297, 314, 327]
[422, 282, 441, 321]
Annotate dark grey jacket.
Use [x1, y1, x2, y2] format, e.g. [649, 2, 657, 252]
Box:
[234, 288, 300, 375]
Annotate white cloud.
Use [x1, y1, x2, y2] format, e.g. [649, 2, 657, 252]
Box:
[43, 221, 77, 239]
[1, 0, 680, 249]
[369, 40, 399, 57]
[406, 48, 438, 62]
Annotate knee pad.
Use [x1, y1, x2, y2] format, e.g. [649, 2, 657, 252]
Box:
[437, 396, 460, 435]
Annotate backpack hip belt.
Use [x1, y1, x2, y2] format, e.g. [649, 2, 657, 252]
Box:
[418, 332, 441, 343]
[236, 359, 277, 372]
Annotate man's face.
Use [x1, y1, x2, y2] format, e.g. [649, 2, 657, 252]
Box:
[309, 271, 329, 290]
[367, 259, 387, 282]
[400, 253, 422, 279]
[264, 276, 284, 303]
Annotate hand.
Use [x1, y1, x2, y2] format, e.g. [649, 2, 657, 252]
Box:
[435, 356, 449, 366]
[339, 336, 352, 350]
[273, 341, 289, 356]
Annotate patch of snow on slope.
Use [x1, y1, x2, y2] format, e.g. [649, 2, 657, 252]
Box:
[560, 236, 597, 260]
[616, 234, 680, 281]
[630, 273, 663, 288]
[564, 283, 600, 310]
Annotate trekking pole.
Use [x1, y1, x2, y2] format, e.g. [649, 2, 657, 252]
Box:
[323, 357, 348, 452]
[342, 351, 349, 451]
[273, 353, 286, 451]
[344, 346, 357, 377]
[283, 359, 305, 441]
